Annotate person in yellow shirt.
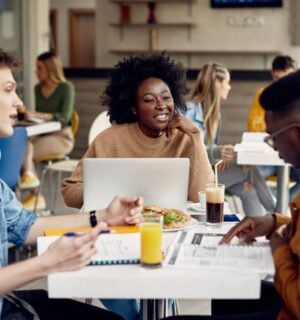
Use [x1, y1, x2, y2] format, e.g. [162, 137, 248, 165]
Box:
[247, 55, 300, 202]
[247, 55, 296, 132]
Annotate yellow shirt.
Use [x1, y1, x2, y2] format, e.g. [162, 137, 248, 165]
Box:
[247, 86, 266, 132]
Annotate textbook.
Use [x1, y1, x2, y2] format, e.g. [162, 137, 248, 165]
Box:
[164, 230, 275, 275]
[38, 232, 140, 265]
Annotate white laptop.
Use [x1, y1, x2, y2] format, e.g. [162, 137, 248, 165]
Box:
[83, 158, 190, 211]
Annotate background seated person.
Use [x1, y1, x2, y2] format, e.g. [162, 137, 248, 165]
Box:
[247, 54, 300, 202]
[0, 48, 142, 320]
[20, 51, 75, 210]
[183, 62, 275, 216]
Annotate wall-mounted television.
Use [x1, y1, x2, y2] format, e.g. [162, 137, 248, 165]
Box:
[211, 0, 283, 8]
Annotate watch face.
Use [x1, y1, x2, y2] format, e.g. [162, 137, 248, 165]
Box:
[89, 210, 98, 227]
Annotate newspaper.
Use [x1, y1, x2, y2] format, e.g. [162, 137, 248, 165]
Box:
[164, 230, 274, 275]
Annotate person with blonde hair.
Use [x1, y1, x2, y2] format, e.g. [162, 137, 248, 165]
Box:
[184, 62, 275, 216]
[20, 51, 75, 210]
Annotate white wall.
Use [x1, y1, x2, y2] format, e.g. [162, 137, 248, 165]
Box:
[95, 0, 300, 69]
[50, 0, 95, 66]
[51, 0, 300, 70]
[23, 0, 50, 109]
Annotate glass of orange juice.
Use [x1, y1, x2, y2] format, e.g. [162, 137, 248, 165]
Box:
[140, 214, 162, 267]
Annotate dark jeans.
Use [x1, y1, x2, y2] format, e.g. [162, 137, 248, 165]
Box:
[2, 290, 124, 320]
[162, 281, 282, 320]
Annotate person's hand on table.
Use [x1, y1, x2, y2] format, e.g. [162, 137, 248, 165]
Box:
[219, 215, 276, 245]
[166, 114, 200, 140]
[104, 195, 144, 226]
[269, 224, 290, 254]
[40, 223, 105, 273]
[25, 110, 53, 122]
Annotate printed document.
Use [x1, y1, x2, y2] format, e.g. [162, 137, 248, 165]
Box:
[164, 230, 274, 275]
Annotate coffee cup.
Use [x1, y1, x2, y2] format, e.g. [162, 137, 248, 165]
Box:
[205, 183, 225, 226]
[198, 191, 206, 212]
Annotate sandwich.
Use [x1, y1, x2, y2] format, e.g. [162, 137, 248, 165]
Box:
[142, 205, 190, 229]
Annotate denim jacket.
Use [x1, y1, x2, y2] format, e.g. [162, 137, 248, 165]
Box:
[185, 101, 222, 164]
[0, 179, 37, 316]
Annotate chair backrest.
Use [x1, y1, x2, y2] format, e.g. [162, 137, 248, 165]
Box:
[0, 127, 28, 189]
[71, 109, 79, 136]
[88, 111, 111, 145]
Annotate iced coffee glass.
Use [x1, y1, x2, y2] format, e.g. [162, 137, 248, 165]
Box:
[205, 183, 225, 226]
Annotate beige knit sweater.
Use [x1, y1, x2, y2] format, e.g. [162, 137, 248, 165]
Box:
[61, 123, 214, 208]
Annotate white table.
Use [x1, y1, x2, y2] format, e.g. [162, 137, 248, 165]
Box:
[44, 224, 262, 319]
[235, 132, 290, 213]
[25, 121, 62, 137]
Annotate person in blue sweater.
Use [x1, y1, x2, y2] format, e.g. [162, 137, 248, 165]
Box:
[0, 48, 142, 320]
[183, 62, 275, 216]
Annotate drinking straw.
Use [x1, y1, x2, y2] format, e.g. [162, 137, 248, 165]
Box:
[214, 159, 223, 186]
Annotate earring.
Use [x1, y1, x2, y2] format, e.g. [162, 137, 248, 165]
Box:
[132, 109, 137, 114]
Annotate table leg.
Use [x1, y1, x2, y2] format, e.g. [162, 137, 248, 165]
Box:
[275, 165, 290, 213]
[141, 299, 171, 320]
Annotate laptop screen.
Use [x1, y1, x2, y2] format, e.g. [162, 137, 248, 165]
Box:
[83, 158, 190, 211]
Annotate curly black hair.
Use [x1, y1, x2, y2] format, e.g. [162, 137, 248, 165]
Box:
[102, 53, 188, 124]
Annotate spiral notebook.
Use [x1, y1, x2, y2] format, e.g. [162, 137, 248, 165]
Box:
[37, 233, 140, 265]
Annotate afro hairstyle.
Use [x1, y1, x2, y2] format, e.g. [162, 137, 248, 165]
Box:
[102, 53, 188, 124]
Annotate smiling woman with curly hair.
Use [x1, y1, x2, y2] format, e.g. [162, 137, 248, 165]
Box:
[103, 53, 188, 124]
[62, 52, 213, 206]
[61, 52, 214, 320]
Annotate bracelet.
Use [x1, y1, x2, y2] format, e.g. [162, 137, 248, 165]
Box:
[89, 210, 98, 227]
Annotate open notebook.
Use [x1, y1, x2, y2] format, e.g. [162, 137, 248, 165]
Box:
[38, 233, 140, 265]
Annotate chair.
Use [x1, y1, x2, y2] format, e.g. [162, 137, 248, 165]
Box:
[88, 110, 111, 145]
[0, 127, 28, 191]
[34, 109, 79, 163]
[34, 110, 80, 213]
[0, 127, 35, 260]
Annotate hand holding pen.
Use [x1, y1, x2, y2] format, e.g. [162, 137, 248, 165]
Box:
[39, 223, 107, 273]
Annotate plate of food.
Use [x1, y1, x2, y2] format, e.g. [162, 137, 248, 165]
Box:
[142, 205, 198, 232]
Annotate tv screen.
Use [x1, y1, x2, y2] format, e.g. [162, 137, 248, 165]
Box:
[211, 0, 282, 8]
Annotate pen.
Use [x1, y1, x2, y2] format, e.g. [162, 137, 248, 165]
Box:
[64, 230, 113, 237]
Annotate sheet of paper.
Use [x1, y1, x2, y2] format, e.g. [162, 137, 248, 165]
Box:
[164, 230, 274, 275]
